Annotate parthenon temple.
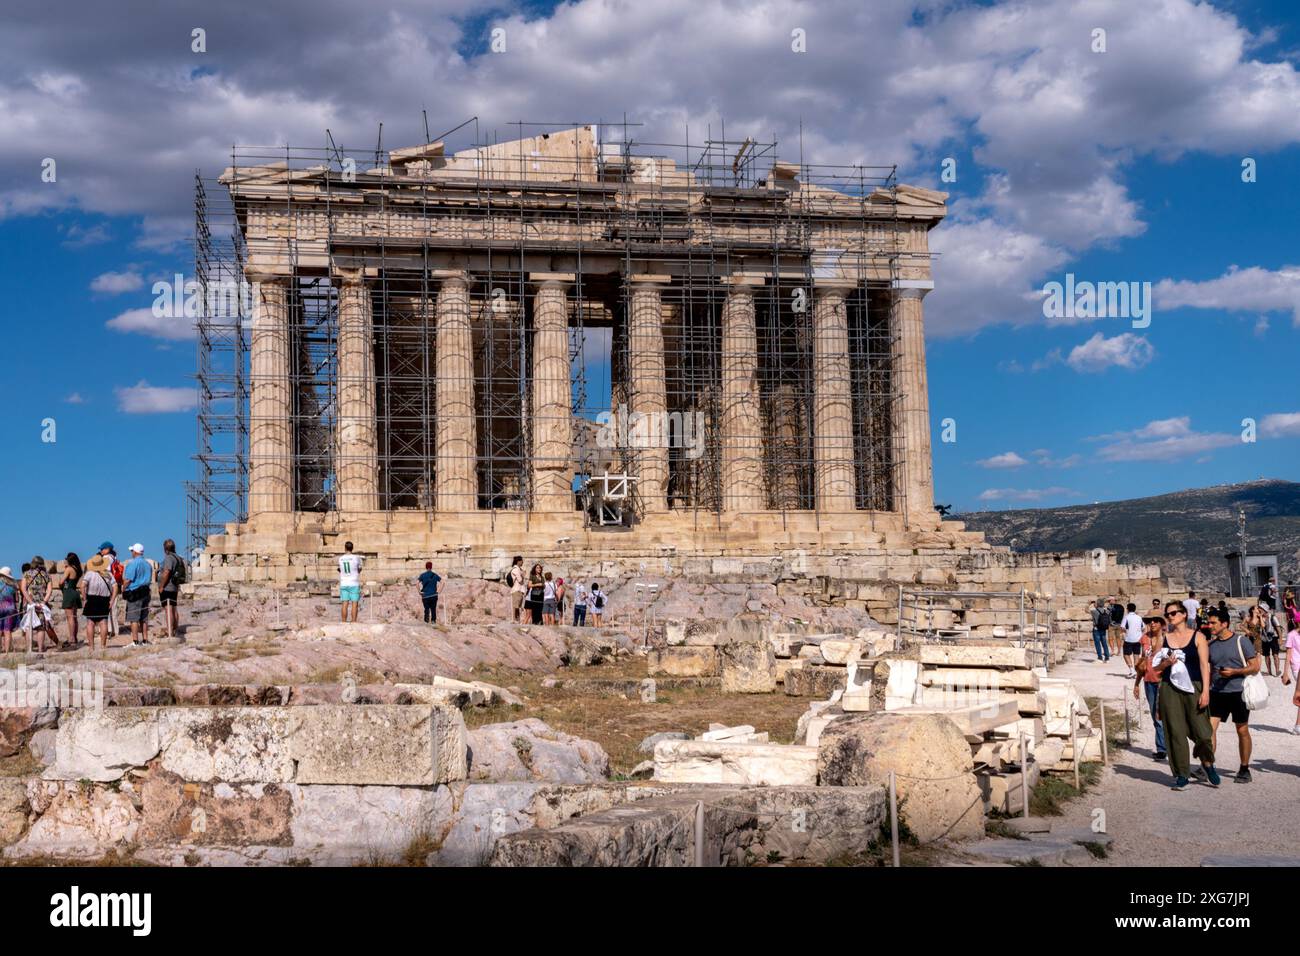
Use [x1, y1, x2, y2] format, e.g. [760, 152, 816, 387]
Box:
[191, 123, 967, 582]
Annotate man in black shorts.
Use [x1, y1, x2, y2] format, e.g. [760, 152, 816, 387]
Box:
[1206, 606, 1258, 783]
[158, 539, 183, 641]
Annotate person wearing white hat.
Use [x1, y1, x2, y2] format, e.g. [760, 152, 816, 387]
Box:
[0, 567, 17, 653]
[121, 543, 155, 647]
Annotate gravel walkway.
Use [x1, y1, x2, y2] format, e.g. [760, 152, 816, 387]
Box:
[1045, 649, 1300, 866]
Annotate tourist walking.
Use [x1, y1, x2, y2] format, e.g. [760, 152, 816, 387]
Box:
[338, 541, 363, 623]
[20, 557, 59, 652]
[1259, 578, 1277, 610]
[1090, 599, 1111, 662]
[1283, 589, 1299, 630]
[1283, 622, 1300, 734]
[526, 564, 545, 625]
[60, 552, 83, 647]
[1205, 606, 1258, 783]
[1152, 601, 1220, 790]
[122, 543, 154, 646]
[508, 556, 527, 623]
[417, 561, 441, 624]
[0, 567, 18, 654]
[1183, 591, 1201, 629]
[1108, 596, 1126, 659]
[157, 539, 184, 641]
[1121, 602, 1144, 678]
[590, 582, 606, 626]
[80, 554, 115, 651]
[1131, 614, 1166, 760]
[573, 581, 588, 627]
[1257, 603, 1282, 677]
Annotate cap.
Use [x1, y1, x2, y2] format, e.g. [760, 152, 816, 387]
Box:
[130, 543, 144, 554]
[0, 567, 10, 578]
[99, 541, 113, 551]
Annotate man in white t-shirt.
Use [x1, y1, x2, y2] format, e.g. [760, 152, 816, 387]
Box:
[1121, 602, 1145, 679]
[507, 556, 526, 623]
[1183, 591, 1200, 628]
[338, 541, 363, 622]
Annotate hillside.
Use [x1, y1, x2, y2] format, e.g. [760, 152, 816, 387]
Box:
[958, 479, 1300, 593]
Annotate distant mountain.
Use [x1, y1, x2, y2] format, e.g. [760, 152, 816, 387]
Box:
[957, 479, 1300, 593]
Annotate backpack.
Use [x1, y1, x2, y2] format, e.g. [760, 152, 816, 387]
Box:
[593, 592, 606, 611]
[110, 560, 124, 584]
[1096, 607, 1111, 629]
[169, 556, 187, 586]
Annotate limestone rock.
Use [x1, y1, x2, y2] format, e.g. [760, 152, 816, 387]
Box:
[290, 783, 450, 864]
[784, 664, 846, 697]
[6, 782, 140, 859]
[467, 719, 609, 784]
[28, 728, 57, 767]
[289, 704, 465, 786]
[817, 712, 984, 842]
[653, 740, 817, 786]
[139, 770, 294, 846]
[0, 778, 30, 846]
[0, 707, 57, 758]
[47, 708, 162, 782]
[158, 708, 296, 784]
[819, 639, 866, 665]
[718, 641, 776, 693]
[647, 646, 718, 677]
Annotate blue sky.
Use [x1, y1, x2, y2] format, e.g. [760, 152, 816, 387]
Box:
[0, 0, 1297, 566]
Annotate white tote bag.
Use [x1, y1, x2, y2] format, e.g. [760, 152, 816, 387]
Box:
[1238, 635, 1269, 711]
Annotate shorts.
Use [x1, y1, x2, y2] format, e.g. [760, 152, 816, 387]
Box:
[1209, 691, 1249, 724]
[511, 591, 525, 611]
[0, 609, 15, 634]
[1122, 641, 1142, 656]
[543, 600, 557, 616]
[1262, 639, 1280, 655]
[125, 588, 151, 623]
[84, 595, 111, 621]
[159, 590, 179, 607]
[340, 585, 361, 604]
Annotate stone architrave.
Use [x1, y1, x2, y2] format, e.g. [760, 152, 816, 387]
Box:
[627, 276, 670, 512]
[531, 276, 574, 514]
[247, 274, 294, 515]
[435, 273, 478, 512]
[336, 271, 379, 512]
[813, 281, 857, 513]
[720, 277, 764, 511]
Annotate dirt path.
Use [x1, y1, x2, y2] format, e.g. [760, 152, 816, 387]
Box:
[1047, 649, 1300, 866]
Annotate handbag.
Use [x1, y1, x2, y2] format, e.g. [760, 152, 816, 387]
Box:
[1238, 634, 1269, 710]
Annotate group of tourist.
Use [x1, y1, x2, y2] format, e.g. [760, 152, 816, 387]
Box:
[0, 540, 186, 653]
[506, 556, 605, 627]
[1098, 584, 1300, 792]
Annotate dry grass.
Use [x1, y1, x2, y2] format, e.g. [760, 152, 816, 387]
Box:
[0, 748, 41, 778]
[470, 663, 810, 773]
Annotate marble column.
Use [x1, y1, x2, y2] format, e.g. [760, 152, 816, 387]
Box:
[720, 278, 765, 511]
[248, 275, 294, 515]
[336, 272, 379, 512]
[813, 283, 857, 513]
[627, 276, 670, 512]
[893, 282, 935, 524]
[530, 276, 573, 514]
[435, 274, 478, 512]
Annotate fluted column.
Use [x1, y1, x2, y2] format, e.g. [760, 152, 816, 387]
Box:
[248, 274, 294, 515]
[893, 282, 935, 524]
[627, 276, 670, 512]
[336, 271, 379, 512]
[720, 277, 764, 511]
[530, 276, 573, 514]
[813, 282, 857, 513]
[435, 273, 477, 512]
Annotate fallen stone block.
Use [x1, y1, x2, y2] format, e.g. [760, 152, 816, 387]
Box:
[158, 708, 296, 784]
[775, 658, 803, 683]
[784, 664, 847, 698]
[918, 645, 1030, 669]
[888, 698, 1021, 737]
[817, 712, 984, 842]
[921, 667, 1039, 691]
[700, 725, 755, 742]
[654, 741, 818, 786]
[638, 732, 689, 753]
[819, 639, 865, 665]
[289, 705, 466, 786]
[648, 646, 718, 677]
[467, 719, 608, 784]
[719, 641, 776, 693]
[963, 837, 1090, 866]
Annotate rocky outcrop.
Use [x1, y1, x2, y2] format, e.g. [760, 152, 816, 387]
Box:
[467, 719, 609, 784]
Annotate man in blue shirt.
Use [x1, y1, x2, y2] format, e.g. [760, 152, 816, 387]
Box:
[417, 562, 441, 624]
[122, 543, 155, 647]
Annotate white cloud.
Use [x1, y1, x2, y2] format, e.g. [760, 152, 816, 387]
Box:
[1091, 416, 1237, 462]
[1260, 412, 1300, 438]
[114, 381, 196, 414]
[1030, 449, 1082, 469]
[977, 451, 1028, 469]
[977, 486, 1078, 503]
[64, 392, 85, 404]
[1065, 332, 1155, 373]
[106, 307, 195, 340]
[1155, 265, 1300, 326]
[90, 269, 143, 294]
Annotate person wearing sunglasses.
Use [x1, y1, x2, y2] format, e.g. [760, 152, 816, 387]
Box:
[1151, 602, 1220, 790]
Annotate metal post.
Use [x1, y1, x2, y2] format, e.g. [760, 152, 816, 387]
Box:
[694, 800, 705, 868]
[896, 584, 903, 643]
[1019, 735, 1029, 817]
[1123, 697, 1131, 745]
[1099, 700, 1108, 765]
[888, 770, 901, 867]
[1070, 702, 1080, 790]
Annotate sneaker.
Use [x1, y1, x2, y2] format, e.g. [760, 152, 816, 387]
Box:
[1190, 766, 1206, 781]
[1235, 767, 1252, 784]
[1171, 776, 1189, 791]
[130, 641, 140, 648]
[1153, 751, 1166, 761]
[1203, 765, 1221, 788]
